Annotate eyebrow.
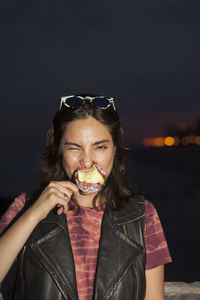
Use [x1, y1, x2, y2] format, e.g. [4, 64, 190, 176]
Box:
[94, 139, 110, 145]
[64, 142, 81, 147]
[64, 139, 110, 147]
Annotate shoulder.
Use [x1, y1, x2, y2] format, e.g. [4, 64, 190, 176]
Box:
[0, 192, 26, 235]
[144, 200, 162, 228]
[122, 197, 159, 224]
[126, 194, 145, 211]
[144, 200, 157, 216]
[118, 194, 145, 218]
[11, 192, 26, 210]
[109, 195, 146, 229]
[14, 192, 26, 209]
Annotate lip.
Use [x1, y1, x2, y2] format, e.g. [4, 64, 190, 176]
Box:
[74, 162, 106, 194]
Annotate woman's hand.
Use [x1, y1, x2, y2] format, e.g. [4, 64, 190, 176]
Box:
[31, 181, 80, 222]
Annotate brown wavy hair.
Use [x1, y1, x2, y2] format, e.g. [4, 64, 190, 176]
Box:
[40, 96, 134, 210]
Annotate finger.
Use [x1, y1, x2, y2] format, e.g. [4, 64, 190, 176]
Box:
[33, 187, 72, 221]
[55, 181, 80, 196]
[56, 195, 70, 215]
[57, 206, 64, 215]
[55, 196, 69, 213]
[49, 183, 77, 200]
[48, 185, 73, 202]
[46, 190, 70, 209]
[56, 190, 71, 201]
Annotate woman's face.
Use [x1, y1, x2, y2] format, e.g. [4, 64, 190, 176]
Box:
[60, 116, 116, 180]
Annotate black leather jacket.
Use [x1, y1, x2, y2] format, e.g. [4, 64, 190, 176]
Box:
[3, 195, 146, 300]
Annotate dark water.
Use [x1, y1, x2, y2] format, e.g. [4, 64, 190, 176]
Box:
[126, 146, 200, 282]
[0, 146, 199, 282]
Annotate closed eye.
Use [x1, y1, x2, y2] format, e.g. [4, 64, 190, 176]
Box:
[64, 146, 81, 151]
[67, 147, 80, 150]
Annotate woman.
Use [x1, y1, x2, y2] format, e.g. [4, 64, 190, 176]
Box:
[0, 95, 171, 300]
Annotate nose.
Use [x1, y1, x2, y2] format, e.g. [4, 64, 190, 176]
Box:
[79, 151, 93, 169]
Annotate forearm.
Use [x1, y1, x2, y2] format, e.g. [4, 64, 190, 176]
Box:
[145, 265, 164, 300]
[0, 206, 39, 283]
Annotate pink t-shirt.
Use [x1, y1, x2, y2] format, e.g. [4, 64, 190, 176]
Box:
[0, 194, 172, 300]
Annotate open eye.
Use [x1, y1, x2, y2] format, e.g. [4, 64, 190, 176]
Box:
[96, 145, 108, 150]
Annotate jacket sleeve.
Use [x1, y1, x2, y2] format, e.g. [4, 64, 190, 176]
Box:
[1, 260, 18, 300]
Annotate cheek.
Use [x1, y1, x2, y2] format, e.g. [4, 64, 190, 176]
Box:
[96, 151, 115, 175]
[62, 152, 79, 175]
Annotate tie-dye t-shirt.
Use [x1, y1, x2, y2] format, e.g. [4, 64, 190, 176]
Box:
[67, 201, 171, 300]
[0, 194, 172, 300]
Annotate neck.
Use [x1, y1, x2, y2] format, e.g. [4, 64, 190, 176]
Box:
[75, 193, 101, 208]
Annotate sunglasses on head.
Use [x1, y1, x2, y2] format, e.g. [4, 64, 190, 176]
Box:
[60, 95, 116, 110]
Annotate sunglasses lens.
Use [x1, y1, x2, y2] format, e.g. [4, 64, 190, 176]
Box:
[92, 97, 110, 108]
[65, 96, 84, 107]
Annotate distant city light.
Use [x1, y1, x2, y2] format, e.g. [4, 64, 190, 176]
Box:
[164, 136, 175, 146]
[154, 137, 165, 147]
[195, 136, 200, 145]
[181, 136, 190, 146]
[142, 135, 200, 147]
[142, 120, 200, 147]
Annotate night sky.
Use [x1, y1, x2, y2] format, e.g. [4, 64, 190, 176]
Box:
[0, 0, 200, 197]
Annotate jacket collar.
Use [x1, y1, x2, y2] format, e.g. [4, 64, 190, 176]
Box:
[42, 194, 145, 227]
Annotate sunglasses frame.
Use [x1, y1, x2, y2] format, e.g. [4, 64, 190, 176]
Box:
[60, 95, 116, 110]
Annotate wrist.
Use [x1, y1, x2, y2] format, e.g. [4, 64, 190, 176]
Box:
[23, 205, 42, 226]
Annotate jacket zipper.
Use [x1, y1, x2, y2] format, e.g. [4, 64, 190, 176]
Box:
[122, 224, 139, 300]
[38, 246, 76, 300]
[20, 244, 26, 276]
[133, 262, 139, 300]
[19, 245, 26, 299]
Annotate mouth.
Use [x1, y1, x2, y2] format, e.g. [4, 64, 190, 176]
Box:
[74, 162, 106, 194]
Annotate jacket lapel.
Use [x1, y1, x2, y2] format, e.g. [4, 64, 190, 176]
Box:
[29, 212, 78, 300]
[93, 203, 144, 300]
